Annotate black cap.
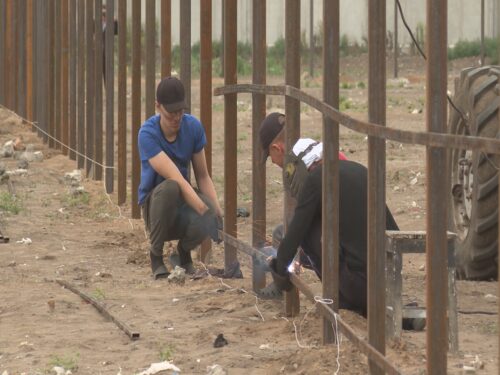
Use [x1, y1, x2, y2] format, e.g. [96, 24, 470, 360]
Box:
[156, 76, 187, 112]
[259, 112, 285, 162]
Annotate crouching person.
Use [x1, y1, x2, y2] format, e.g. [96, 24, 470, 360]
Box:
[257, 112, 399, 317]
[138, 77, 223, 279]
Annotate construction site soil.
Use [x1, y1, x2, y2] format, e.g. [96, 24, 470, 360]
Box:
[0, 54, 498, 374]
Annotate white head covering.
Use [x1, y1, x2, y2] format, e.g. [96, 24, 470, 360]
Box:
[292, 138, 323, 169]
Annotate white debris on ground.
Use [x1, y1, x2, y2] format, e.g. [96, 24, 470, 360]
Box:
[64, 170, 85, 196]
[52, 366, 72, 375]
[206, 364, 227, 375]
[16, 238, 32, 245]
[168, 266, 186, 285]
[134, 361, 181, 375]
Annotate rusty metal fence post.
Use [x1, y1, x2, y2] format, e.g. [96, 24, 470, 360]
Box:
[0, 0, 5, 106]
[95, 0, 104, 180]
[77, 0, 86, 169]
[180, 0, 191, 112]
[200, 0, 213, 262]
[117, 0, 127, 205]
[61, 0, 69, 155]
[68, 0, 77, 161]
[85, 0, 95, 175]
[145, 0, 156, 119]
[284, 0, 301, 318]
[322, 0, 340, 345]
[17, 0, 26, 119]
[426, 0, 449, 373]
[251, 0, 267, 291]
[223, 0, 238, 274]
[105, 0, 115, 193]
[367, 1, 387, 374]
[131, 0, 141, 219]
[161, 0, 172, 78]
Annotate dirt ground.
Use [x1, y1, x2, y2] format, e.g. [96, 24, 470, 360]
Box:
[0, 54, 499, 375]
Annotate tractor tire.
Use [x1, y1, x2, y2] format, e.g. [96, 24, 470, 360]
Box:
[449, 65, 500, 280]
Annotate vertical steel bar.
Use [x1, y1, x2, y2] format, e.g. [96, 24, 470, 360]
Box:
[393, 0, 398, 78]
[180, 0, 191, 111]
[220, 2, 225, 78]
[41, 1, 49, 142]
[223, 0, 238, 273]
[86, 0, 95, 175]
[480, 0, 485, 66]
[69, 0, 77, 160]
[284, 0, 301, 317]
[367, 1, 387, 373]
[426, 0, 448, 373]
[5, 0, 14, 110]
[309, 0, 313, 78]
[54, 0, 62, 148]
[145, 0, 155, 118]
[77, 0, 86, 168]
[36, 1, 46, 139]
[322, 0, 340, 345]
[61, 0, 69, 155]
[251, 0, 266, 290]
[131, 0, 141, 219]
[105, 0, 115, 193]
[17, 0, 26, 117]
[161, 0, 171, 78]
[0, 0, 5, 106]
[26, 0, 33, 120]
[48, 0, 55, 146]
[200, 0, 213, 262]
[95, 0, 103, 180]
[117, 0, 127, 205]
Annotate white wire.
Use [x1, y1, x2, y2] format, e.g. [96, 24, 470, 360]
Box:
[0, 105, 114, 170]
[292, 296, 341, 374]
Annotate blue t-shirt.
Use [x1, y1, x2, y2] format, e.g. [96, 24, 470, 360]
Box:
[138, 114, 207, 205]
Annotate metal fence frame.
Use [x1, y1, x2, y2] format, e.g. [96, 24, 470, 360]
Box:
[1, 0, 499, 373]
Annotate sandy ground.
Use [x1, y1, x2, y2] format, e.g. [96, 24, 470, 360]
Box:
[0, 54, 499, 374]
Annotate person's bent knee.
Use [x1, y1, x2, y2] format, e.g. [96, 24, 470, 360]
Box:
[152, 179, 181, 200]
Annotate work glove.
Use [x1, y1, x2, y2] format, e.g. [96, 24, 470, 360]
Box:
[205, 213, 223, 244]
[269, 258, 293, 292]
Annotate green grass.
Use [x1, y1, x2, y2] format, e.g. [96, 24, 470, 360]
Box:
[63, 191, 90, 207]
[0, 192, 22, 214]
[159, 344, 175, 362]
[48, 353, 79, 372]
[448, 37, 498, 64]
[91, 287, 106, 300]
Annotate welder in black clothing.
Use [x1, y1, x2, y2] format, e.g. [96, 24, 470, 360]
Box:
[257, 112, 399, 317]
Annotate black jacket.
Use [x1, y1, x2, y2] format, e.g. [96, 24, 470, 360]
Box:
[276, 160, 399, 277]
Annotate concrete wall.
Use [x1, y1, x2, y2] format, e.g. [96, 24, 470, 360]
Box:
[129, 0, 498, 47]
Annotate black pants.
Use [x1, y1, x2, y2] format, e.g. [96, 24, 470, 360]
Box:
[142, 179, 215, 265]
[273, 223, 367, 316]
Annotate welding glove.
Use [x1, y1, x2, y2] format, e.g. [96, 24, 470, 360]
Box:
[269, 258, 293, 292]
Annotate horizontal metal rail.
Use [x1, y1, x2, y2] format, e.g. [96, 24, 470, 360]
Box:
[218, 231, 402, 375]
[214, 84, 500, 153]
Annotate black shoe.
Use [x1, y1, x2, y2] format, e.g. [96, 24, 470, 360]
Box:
[150, 252, 169, 280]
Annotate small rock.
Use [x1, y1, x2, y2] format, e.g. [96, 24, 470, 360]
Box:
[17, 159, 29, 169]
[419, 264, 425, 271]
[206, 364, 227, 375]
[259, 344, 271, 350]
[1, 140, 14, 157]
[411, 108, 422, 114]
[167, 266, 186, 284]
[13, 137, 25, 151]
[7, 261, 16, 267]
[213, 333, 228, 348]
[484, 294, 497, 300]
[410, 177, 418, 185]
[393, 185, 400, 191]
[462, 365, 476, 374]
